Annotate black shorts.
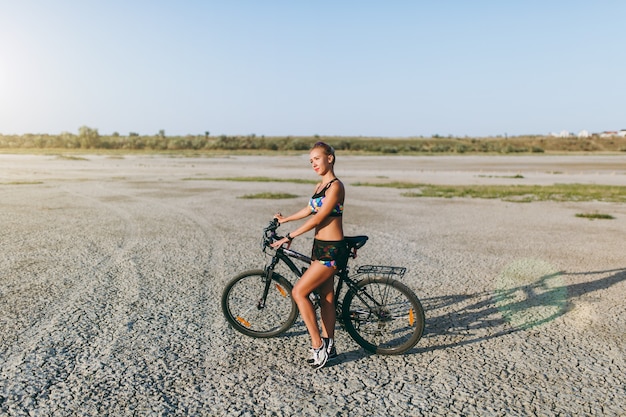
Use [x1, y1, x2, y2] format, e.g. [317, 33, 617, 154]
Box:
[311, 239, 348, 270]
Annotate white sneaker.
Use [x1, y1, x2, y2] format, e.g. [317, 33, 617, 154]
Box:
[308, 339, 329, 370]
[307, 337, 337, 364]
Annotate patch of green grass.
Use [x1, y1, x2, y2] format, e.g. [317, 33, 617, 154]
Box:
[477, 174, 524, 179]
[239, 192, 299, 199]
[575, 212, 615, 220]
[353, 181, 626, 203]
[183, 176, 317, 185]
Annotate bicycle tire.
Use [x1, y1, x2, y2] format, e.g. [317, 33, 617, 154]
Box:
[341, 277, 425, 355]
[221, 269, 298, 338]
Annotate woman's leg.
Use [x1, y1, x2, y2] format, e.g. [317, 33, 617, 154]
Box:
[292, 262, 336, 348]
[317, 276, 336, 340]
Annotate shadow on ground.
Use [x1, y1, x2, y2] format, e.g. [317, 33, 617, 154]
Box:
[413, 267, 626, 353]
[263, 268, 625, 364]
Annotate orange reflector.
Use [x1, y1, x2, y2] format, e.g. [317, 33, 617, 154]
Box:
[276, 284, 287, 297]
[236, 317, 251, 328]
[408, 309, 415, 326]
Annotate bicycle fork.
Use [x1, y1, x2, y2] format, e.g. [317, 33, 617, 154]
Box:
[259, 258, 281, 309]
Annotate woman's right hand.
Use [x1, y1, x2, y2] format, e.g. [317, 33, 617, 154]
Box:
[274, 212, 286, 224]
[270, 236, 291, 249]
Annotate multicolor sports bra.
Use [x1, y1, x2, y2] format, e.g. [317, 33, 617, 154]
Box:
[309, 178, 343, 217]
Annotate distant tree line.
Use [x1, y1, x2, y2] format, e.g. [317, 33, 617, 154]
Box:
[1, 127, 626, 153]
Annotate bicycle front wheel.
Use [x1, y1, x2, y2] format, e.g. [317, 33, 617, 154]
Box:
[342, 277, 425, 355]
[221, 269, 298, 338]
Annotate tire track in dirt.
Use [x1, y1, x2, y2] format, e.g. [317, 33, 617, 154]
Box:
[52, 181, 231, 413]
[110, 181, 256, 372]
[0, 184, 142, 354]
[1, 179, 229, 414]
[0, 183, 144, 413]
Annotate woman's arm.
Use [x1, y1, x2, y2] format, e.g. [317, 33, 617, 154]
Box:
[271, 205, 312, 249]
[275, 206, 311, 224]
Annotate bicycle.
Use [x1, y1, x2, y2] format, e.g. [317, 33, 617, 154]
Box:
[221, 219, 425, 355]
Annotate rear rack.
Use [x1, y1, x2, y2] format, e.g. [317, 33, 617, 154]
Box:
[355, 265, 406, 279]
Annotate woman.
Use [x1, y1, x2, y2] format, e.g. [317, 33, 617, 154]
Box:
[271, 141, 346, 369]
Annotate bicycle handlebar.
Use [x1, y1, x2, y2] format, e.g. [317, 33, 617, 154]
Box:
[262, 218, 282, 250]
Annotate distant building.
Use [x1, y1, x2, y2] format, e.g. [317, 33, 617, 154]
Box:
[551, 129, 624, 138]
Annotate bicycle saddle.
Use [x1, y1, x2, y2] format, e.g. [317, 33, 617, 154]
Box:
[345, 235, 368, 251]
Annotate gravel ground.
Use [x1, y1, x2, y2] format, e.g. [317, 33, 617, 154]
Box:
[1, 154, 625, 416]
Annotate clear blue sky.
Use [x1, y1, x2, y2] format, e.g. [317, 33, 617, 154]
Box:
[1, 1, 624, 137]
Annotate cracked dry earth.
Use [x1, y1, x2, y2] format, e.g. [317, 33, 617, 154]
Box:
[1, 154, 625, 416]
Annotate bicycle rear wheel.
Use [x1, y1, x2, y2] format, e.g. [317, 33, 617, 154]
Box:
[342, 277, 424, 355]
[221, 269, 298, 338]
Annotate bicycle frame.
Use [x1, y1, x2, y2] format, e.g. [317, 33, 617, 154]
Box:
[263, 245, 345, 306]
[264, 243, 386, 321]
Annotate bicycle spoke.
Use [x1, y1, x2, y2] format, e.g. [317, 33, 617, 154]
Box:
[342, 277, 424, 355]
[221, 270, 298, 338]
